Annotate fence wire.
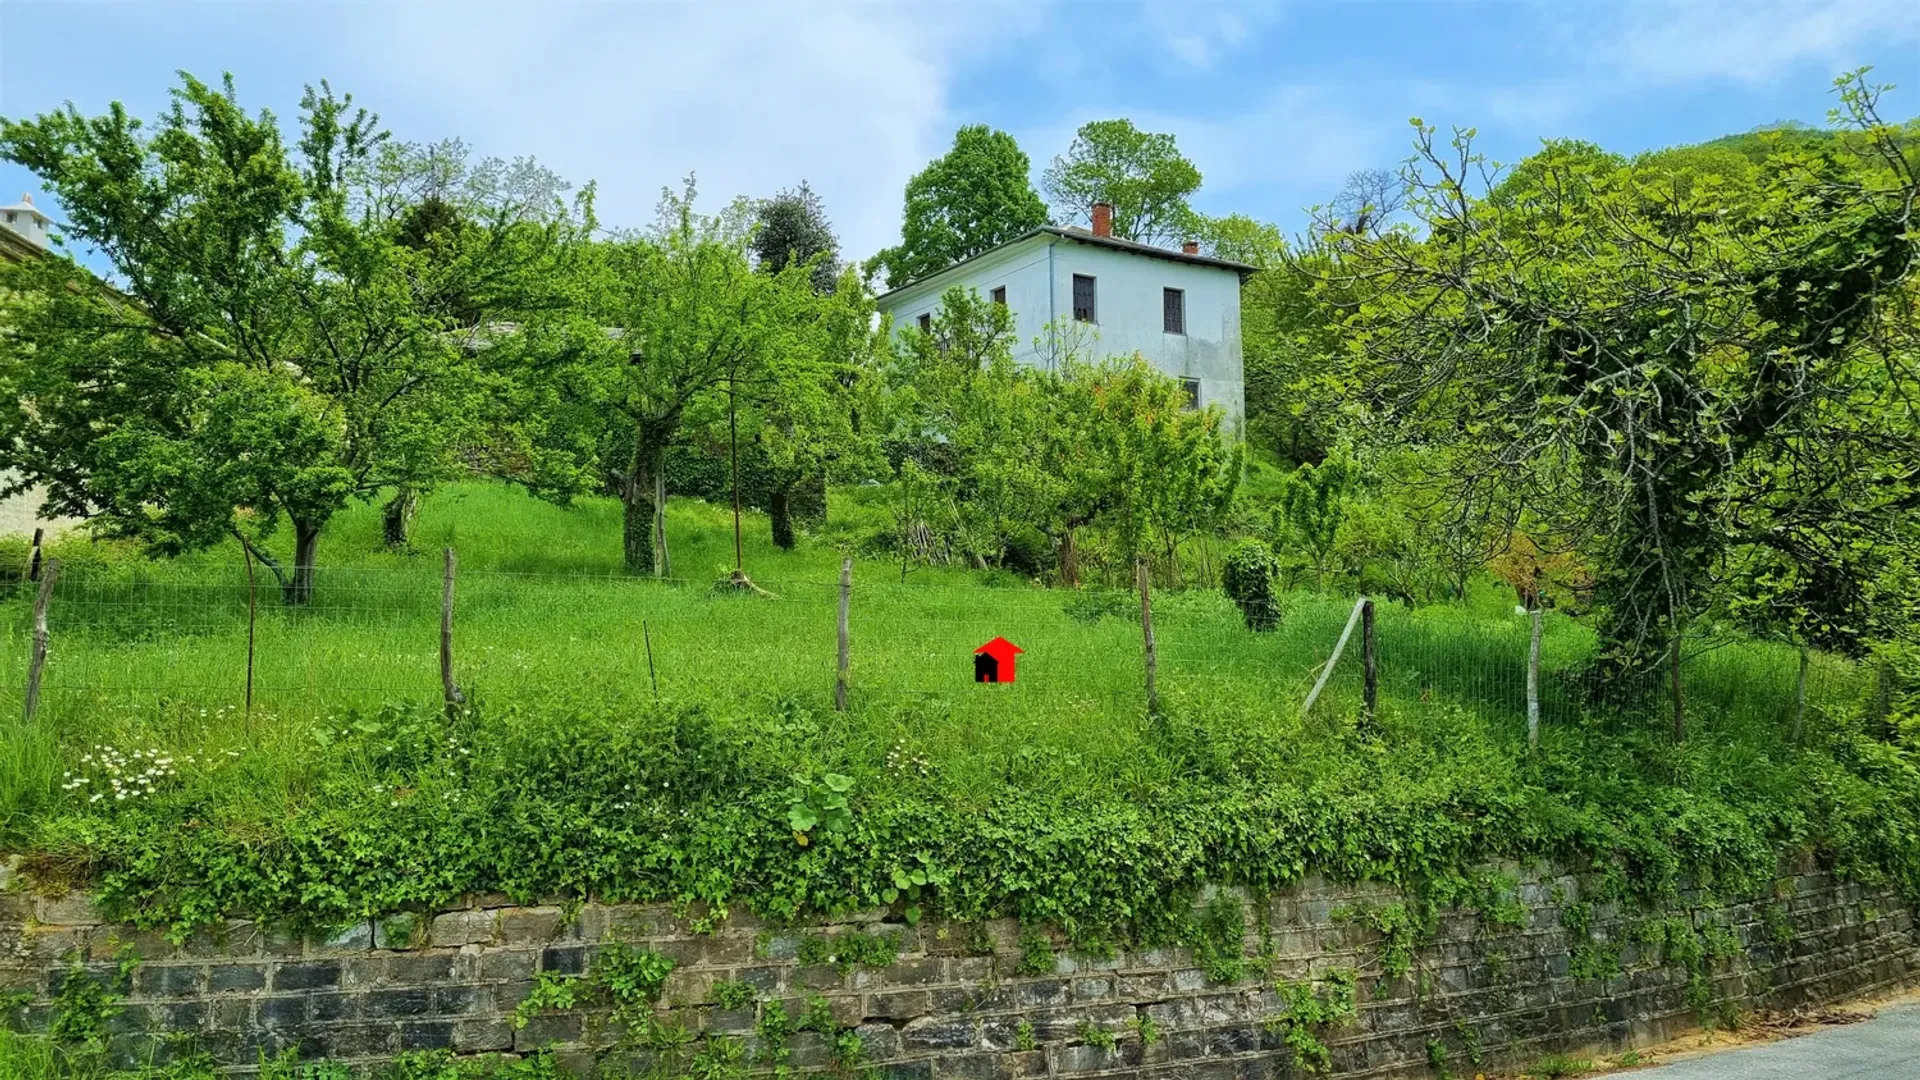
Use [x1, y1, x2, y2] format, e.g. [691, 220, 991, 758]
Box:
[0, 560, 1874, 736]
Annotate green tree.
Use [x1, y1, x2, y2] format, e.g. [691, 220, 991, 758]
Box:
[753, 180, 840, 294]
[0, 74, 579, 601]
[872, 126, 1048, 289]
[502, 179, 820, 576]
[1043, 119, 1202, 245]
[1275, 449, 1358, 588]
[1319, 73, 1920, 725]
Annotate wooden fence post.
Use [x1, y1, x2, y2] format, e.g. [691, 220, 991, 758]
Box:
[243, 540, 258, 716]
[836, 557, 852, 712]
[28, 527, 43, 582]
[1526, 608, 1543, 750]
[1361, 599, 1378, 722]
[24, 559, 59, 722]
[1137, 557, 1159, 716]
[441, 547, 462, 714]
[1302, 596, 1368, 718]
[643, 619, 658, 700]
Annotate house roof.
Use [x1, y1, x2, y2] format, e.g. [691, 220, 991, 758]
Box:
[0, 194, 50, 223]
[876, 225, 1258, 303]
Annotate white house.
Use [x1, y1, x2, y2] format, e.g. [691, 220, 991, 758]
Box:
[0, 193, 52, 263]
[875, 202, 1255, 426]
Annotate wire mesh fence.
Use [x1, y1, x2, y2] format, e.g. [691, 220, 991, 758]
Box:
[0, 554, 1877, 738]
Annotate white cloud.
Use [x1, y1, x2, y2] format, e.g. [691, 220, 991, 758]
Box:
[346, 2, 1046, 262]
[1594, 0, 1920, 86]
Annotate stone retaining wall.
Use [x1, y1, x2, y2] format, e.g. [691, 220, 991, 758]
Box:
[3, 860, 1915, 1078]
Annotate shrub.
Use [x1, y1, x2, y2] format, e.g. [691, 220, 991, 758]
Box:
[1221, 538, 1282, 630]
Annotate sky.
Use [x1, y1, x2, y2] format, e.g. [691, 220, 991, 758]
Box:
[3, 0, 1919, 266]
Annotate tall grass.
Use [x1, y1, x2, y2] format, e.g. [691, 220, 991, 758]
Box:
[0, 481, 1865, 843]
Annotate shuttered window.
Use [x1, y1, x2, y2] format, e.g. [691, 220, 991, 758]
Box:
[1163, 287, 1185, 334]
[917, 313, 932, 333]
[1072, 274, 1096, 322]
[1181, 378, 1201, 410]
[990, 285, 1006, 305]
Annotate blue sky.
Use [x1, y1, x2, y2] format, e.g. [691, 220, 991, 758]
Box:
[3, 0, 1918, 264]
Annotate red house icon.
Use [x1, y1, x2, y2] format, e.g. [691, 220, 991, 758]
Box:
[973, 637, 1024, 683]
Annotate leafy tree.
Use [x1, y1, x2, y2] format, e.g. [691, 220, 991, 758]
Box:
[753, 180, 840, 294]
[1317, 72, 1920, 725]
[502, 179, 820, 576]
[870, 289, 1238, 584]
[1275, 449, 1358, 588]
[871, 126, 1048, 289]
[1043, 119, 1202, 245]
[1195, 213, 1286, 267]
[0, 74, 579, 601]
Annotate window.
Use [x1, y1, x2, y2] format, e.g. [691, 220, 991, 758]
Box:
[917, 313, 932, 333]
[3, 213, 13, 224]
[1163, 287, 1185, 334]
[1181, 378, 1201, 410]
[1072, 274, 1096, 322]
[990, 285, 1006, 305]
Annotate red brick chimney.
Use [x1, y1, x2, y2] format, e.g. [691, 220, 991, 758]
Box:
[1181, 240, 1199, 255]
[1091, 202, 1113, 238]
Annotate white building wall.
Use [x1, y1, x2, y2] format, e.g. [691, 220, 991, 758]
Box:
[879, 234, 1245, 429]
[1046, 242, 1244, 427]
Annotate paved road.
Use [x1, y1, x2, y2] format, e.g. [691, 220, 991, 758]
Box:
[1636, 1000, 1920, 1078]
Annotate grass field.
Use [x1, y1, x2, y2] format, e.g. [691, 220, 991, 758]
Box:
[0, 478, 1909, 970]
[0, 481, 1869, 834]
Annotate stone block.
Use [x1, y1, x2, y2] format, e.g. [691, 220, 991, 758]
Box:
[857, 957, 943, 988]
[936, 1052, 1015, 1080]
[734, 965, 782, 992]
[308, 992, 357, 1022]
[855, 1021, 902, 1060]
[433, 984, 485, 1015]
[1014, 978, 1070, 1008]
[478, 949, 537, 983]
[35, 894, 100, 926]
[364, 987, 434, 1018]
[374, 913, 426, 950]
[796, 964, 843, 990]
[398, 1020, 455, 1051]
[903, 1015, 979, 1052]
[705, 1007, 756, 1033]
[270, 960, 340, 991]
[540, 945, 588, 976]
[1050, 1043, 1123, 1075]
[867, 989, 931, 1021]
[133, 964, 204, 998]
[257, 996, 307, 1027]
[386, 952, 459, 984]
[207, 963, 266, 993]
[454, 1017, 515, 1052]
[311, 921, 372, 953]
[515, 1010, 583, 1050]
[430, 910, 496, 948]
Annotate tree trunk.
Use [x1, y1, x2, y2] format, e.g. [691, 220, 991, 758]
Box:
[286, 521, 321, 605]
[621, 426, 675, 576]
[1058, 528, 1078, 588]
[623, 495, 655, 575]
[382, 486, 419, 549]
[770, 486, 796, 550]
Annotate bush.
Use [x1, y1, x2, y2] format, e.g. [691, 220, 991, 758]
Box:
[1221, 539, 1282, 630]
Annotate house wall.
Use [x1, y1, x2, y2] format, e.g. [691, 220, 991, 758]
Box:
[879, 238, 1246, 429]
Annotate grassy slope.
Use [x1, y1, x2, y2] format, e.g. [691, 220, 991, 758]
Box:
[0, 482, 1910, 941]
